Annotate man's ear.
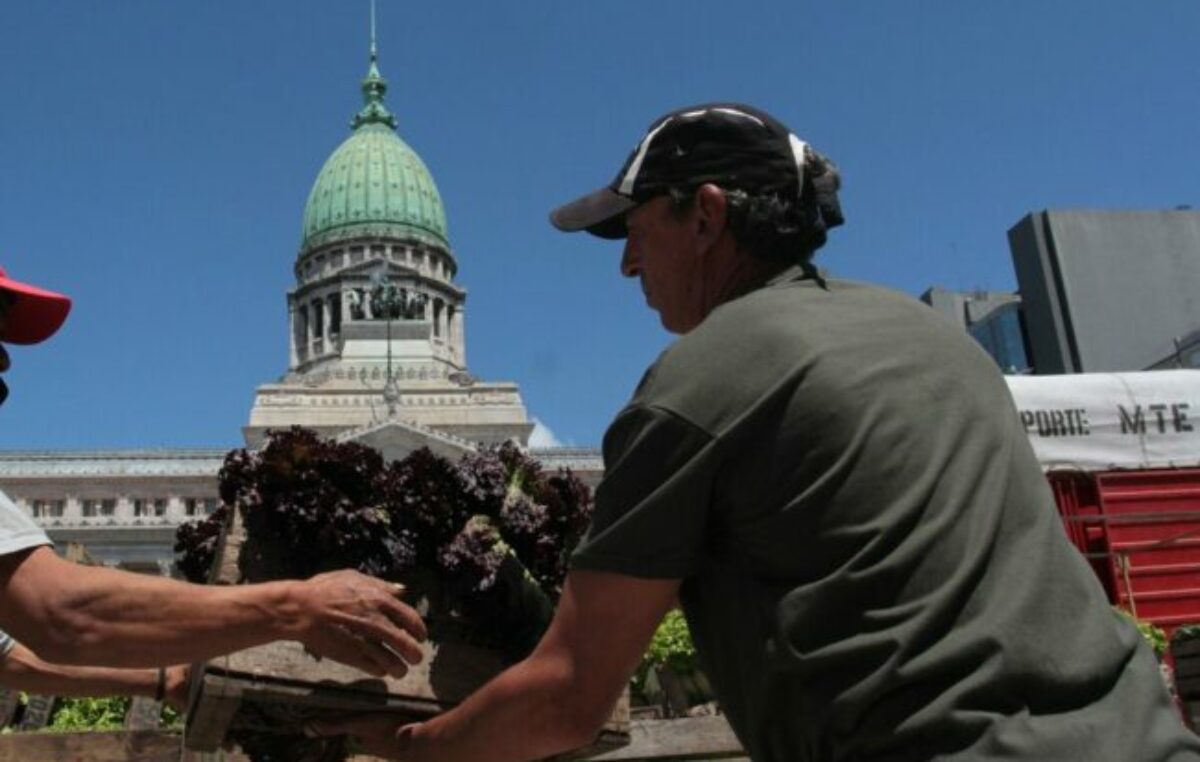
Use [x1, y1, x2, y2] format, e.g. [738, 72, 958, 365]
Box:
[693, 184, 728, 249]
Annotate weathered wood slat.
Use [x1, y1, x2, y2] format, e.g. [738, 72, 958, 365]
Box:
[0, 689, 19, 730]
[0, 717, 736, 761]
[0, 731, 184, 762]
[209, 510, 244, 586]
[15, 693, 55, 731]
[187, 663, 630, 759]
[585, 716, 744, 760]
[124, 696, 164, 730]
[217, 636, 504, 704]
[185, 673, 246, 751]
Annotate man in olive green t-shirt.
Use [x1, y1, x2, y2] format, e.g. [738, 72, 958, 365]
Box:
[316, 104, 1200, 761]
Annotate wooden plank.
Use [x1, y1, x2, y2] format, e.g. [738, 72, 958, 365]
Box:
[585, 717, 744, 760]
[209, 510, 244, 585]
[0, 731, 184, 762]
[125, 695, 163, 730]
[185, 672, 246, 752]
[178, 750, 251, 762]
[216, 636, 505, 704]
[558, 691, 632, 761]
[0, 689, 20, 730]
[15, 693, 55, 730]
[188, 667, 629, 757]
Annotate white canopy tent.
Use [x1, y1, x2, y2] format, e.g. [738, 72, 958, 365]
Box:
[1004, 370, 1200, 472]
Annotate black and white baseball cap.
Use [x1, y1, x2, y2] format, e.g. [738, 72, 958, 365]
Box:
[550, 102, 843, 240]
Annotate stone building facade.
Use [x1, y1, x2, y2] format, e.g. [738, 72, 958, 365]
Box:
[0, 36, 601, 573]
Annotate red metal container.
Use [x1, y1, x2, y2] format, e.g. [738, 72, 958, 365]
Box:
[1049, 468, 1200, 637]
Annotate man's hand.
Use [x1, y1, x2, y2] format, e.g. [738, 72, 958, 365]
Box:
[0, 549, 429, 670]
[307, 714, 411, 759]
[163, 664, 192, 712]
[290, 570, 427, 678]
[309, 571, 681, 762]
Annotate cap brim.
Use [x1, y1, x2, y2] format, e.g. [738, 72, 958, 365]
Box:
[549, 187, 637, 240]
[0, 275, 72, 345]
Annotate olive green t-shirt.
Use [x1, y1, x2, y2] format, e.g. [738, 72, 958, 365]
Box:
[572, 274, 1199, 761]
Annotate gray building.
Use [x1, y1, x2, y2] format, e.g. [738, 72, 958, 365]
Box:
[1007, 209, 1200, 374]
[1146, 327, 1200, 371]
[920, 287, 1030, 374]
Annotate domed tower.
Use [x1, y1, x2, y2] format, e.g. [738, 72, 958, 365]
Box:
[245, 25, 533, 456]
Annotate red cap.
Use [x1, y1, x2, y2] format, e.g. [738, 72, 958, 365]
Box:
[0, 266, 72, 345]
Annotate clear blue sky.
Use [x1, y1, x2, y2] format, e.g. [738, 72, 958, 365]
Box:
[1, 1, 1196, 451]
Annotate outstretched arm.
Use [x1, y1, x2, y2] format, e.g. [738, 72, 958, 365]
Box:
[0, 546, 427, 676]
[315, 569, 681, 762]
[0, 640, 191, 710]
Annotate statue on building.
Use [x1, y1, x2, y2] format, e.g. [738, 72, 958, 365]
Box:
[346, 288, 366, 320]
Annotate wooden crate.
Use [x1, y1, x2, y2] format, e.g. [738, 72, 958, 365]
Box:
[0, 731, 188, 762]
[1174, 639, 1200, 690]
[185, 511, 629, 758]
[587, 717, 744, 761]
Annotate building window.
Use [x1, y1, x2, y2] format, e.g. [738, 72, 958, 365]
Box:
[134, 498, 167, 518]
[184, 498, 220, 518]
[81, 499, 109, 518]
[311, 299, 324, 339]
[329, 293, 342, 336]
[30, 499, 65, 519]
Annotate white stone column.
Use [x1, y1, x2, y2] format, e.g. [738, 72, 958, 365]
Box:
[288, 301, 299, 368]
[64, 495, 81, 522]
[327, 293, 339, 341]
[321, 294, 332, 345]
[452, 307, 466, 365]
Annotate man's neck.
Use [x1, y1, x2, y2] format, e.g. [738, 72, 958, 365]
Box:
[709, 249, 791, 309]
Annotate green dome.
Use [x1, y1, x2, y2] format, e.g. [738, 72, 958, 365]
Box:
[300, 45, 449, 252]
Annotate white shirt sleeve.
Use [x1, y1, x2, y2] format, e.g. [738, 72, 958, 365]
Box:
[0, 489, 52, 557]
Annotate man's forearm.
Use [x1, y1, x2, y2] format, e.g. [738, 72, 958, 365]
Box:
[315, 571, 680, 762]
[3, 548, 304, 667]
[395, 652, 604, 762]
[0, 641, 160, 698]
